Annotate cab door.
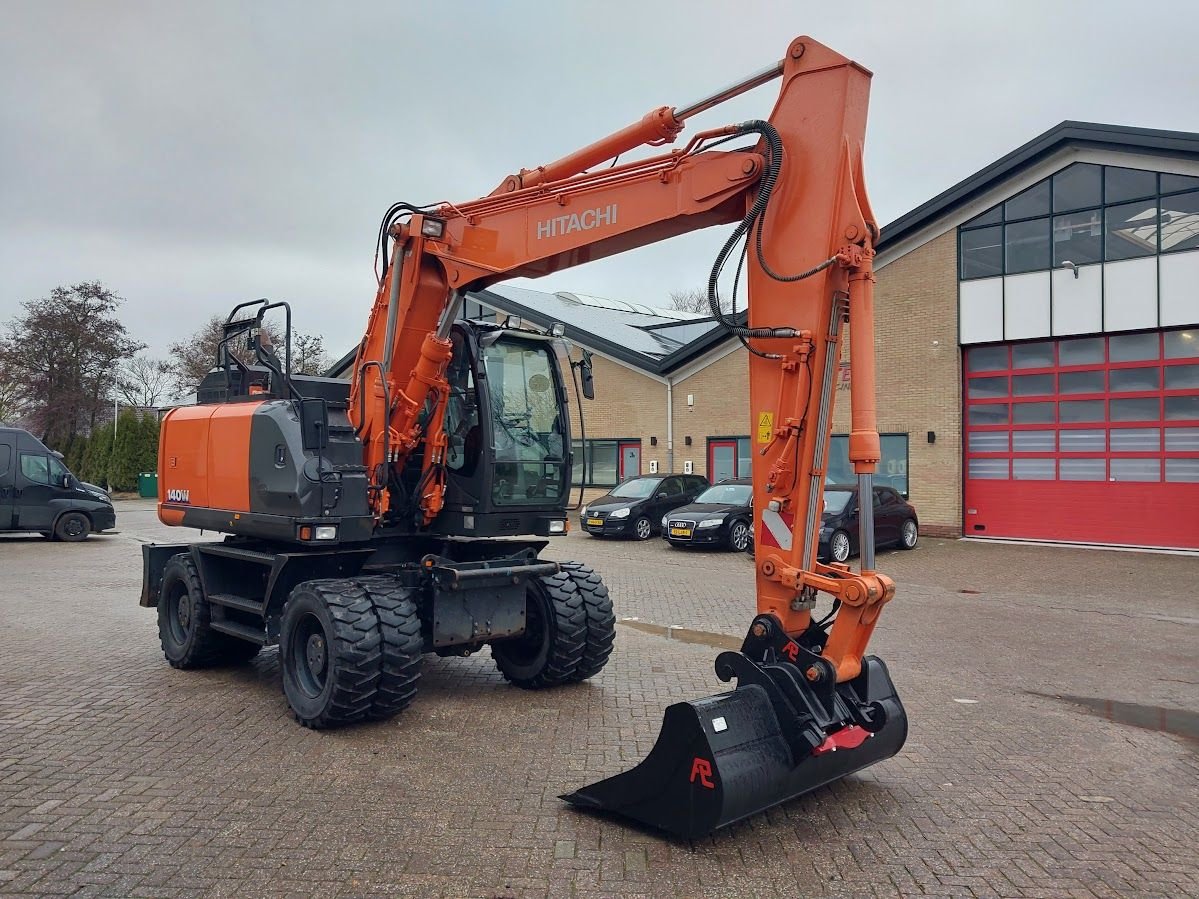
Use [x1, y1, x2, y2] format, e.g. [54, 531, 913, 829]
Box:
[14, 453, 54, 532]
[0, 441, 14, 530]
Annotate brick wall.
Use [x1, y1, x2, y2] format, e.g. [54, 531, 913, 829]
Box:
[670, 349, 753, 478]
[831, 231, 962, 535]
[566, 353, 668, 473]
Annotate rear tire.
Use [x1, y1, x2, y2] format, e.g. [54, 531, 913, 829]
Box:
[559, 562, 615, 681]
[158, 554, 254, 669]
[492, 571, 586, 689]
[55, 512, 90, 542]
[899, 519, 919, 550]
[280, 579, 382, 729]
[355, 576, 424, 720]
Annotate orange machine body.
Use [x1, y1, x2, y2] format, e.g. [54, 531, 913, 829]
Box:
[157, 402, 259, 526]
[347, 36, 893, 686]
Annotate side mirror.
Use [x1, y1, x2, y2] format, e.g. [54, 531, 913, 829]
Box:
[656, 492, 668, 500]
[579, 351, 595, 400]
[59, 474, 71, 488]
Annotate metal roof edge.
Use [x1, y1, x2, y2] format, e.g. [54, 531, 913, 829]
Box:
[877, 121, 1199, 252]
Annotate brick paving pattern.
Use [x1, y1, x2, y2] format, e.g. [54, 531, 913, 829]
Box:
[0, 501, 1196, 897]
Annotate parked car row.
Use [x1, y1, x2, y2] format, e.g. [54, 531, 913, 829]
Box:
[580, 473, 919, 561]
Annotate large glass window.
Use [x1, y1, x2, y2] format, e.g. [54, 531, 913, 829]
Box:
[571, 439, 622, 488]
[960, 164, 1196, 278]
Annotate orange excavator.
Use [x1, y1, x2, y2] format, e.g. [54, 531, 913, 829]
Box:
[140, 35, 905, 839]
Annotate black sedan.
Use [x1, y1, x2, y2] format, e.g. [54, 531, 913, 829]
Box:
[818, 484, 919, 563]
[580, 474, 709, 540]
[661, 479, 753, 552]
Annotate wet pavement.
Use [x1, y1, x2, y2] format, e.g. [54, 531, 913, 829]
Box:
[0, 500, 1196, 897]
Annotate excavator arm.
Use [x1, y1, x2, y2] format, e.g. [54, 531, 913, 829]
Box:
[348, 35, 906, 837]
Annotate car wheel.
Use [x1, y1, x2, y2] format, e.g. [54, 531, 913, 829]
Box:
[54, 512, 90, 542]
[829, 530, 852, 563]
[899, 519, 919, 550]
[632, 516, 652, 540]
[728, 520, 751, 553]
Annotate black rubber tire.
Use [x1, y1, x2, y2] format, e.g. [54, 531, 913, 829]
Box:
[899, 519, 919, 550]
[829, 529, 852, 563]
[54, 512, 90, 542]
[558, 562, 615, 681]
[280, 579, 383, 729]
[354, 575, 424, 721]
[632, 516, 652, 541]
[727, 519, 752, 553]
[158, 553, 252, 669]
[492, 571, 586, 689]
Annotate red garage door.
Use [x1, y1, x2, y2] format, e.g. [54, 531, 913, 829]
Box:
[964, 329, 1199, 549]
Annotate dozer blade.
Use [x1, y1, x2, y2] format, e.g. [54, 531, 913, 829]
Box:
[561, 647, 907, 840]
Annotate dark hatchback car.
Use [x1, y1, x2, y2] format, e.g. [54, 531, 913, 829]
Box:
[581, 474, 709, 540]
[818, 484, 919, 563]
[662, 478, 753, 552]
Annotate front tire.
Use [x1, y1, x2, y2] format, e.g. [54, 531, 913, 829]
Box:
[727, 519, 751, 553]
[280, 580, 383, 729]
[632, 516, 652, 541]
[559, 562, 615, 681]
[55, 512, 90, 542]
[492, 571, 586, 689]
[829, 529, 852, 564]
[899, 519, 919, 550]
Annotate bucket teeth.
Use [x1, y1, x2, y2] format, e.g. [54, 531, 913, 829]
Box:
[561, 654, 907, 839]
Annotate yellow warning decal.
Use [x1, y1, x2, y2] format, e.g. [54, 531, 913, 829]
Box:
[757, 411, 774, 444]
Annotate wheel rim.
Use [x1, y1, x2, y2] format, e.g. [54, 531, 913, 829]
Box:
[903, 521, 918, 546]
[291, 613, 330, 698]
[496, 583, 549, 669]
[64, 517, 84, 538]
[832, 532, 851, 562]
[635, 518, 651, 539]
[731, 522, 749, 550]
[167, 587, 191, 644]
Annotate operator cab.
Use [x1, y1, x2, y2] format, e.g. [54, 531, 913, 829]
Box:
[433, 321, 573, 538]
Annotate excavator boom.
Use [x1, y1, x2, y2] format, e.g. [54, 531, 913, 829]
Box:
[345, 35, 906, 837]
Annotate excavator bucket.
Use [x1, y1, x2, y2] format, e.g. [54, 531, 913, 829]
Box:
[561, 617, 907, 840]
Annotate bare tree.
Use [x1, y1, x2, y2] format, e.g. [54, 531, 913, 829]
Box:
[293, 332, 331, 375]
[117, 355, 175, 408]
[668, 287, 731, 315]
[0, 282, 143, 446]
[0, 357, 29, 425]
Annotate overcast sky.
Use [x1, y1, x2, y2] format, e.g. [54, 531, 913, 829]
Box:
[2, 1, 1196, 360]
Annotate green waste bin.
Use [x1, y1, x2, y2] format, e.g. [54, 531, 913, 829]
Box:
[138, 472, 158, 499]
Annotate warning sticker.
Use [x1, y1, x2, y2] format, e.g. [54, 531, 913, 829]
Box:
[757, 411, 774, 444]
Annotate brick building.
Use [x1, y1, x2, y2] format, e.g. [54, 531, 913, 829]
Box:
[332, 121, 1199, 550]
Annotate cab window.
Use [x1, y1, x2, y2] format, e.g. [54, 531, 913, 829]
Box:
[20, 453, 50, 484]
[0, 444, 10, 477]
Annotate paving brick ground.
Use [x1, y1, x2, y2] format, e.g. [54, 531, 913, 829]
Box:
[0, 501, 1196, 898]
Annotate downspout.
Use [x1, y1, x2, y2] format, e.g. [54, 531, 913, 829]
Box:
[666, 377, 674, 473]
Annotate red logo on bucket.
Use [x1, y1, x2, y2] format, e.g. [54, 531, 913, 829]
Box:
[689, 758, 715, 789]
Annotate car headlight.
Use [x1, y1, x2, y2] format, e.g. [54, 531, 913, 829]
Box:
[661, 515, 669, 528]
[89, 490, 110, 502]
[698, 518, 723, 528]
[580, 507, 588, 518]
[609, 507, 630, 519]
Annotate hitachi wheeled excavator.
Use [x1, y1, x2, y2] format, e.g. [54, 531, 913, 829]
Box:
[140, 35, 906, 839]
